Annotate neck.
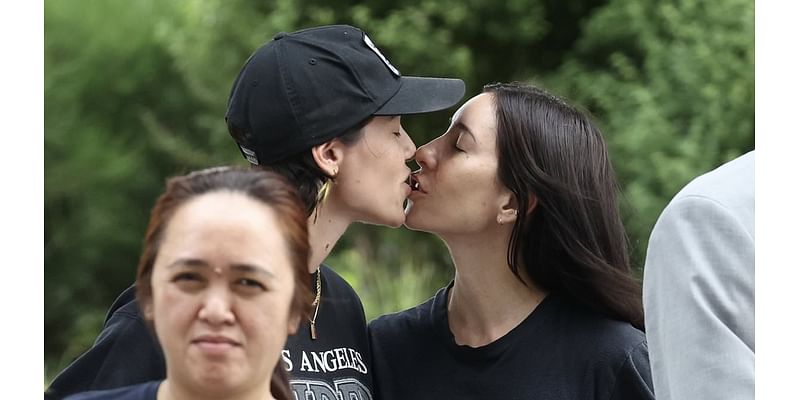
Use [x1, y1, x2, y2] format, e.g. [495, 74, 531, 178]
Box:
[306, 198, 352, 274]
[157, 379, 275, 400]
[442, 229, 548, 347]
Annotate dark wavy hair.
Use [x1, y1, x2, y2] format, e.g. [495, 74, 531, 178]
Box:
[135, 166, 313, 400]
[484, 82, 644, 330]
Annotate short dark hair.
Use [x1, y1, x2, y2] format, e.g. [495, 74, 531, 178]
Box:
[484, 82, 644, 330]
[228, 117, 371, 217]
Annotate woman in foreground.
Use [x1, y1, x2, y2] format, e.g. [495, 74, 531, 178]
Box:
[67, 167, 312, 400]
[369, 83, 655, 399]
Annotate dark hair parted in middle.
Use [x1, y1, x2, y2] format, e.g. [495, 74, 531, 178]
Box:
[484, 82, 644, 330]
[134, 166, 313, 400]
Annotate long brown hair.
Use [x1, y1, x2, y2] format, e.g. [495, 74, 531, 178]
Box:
[485, 82, 644, 330]
[135, 166, 312, 400]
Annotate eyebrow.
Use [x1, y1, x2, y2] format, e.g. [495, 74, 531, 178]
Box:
[167, 258, 275, 278]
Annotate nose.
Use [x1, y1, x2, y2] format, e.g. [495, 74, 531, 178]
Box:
[198, 286, 235, 326]
[414, 140, 437, 171]
[400, 126, 417, 160]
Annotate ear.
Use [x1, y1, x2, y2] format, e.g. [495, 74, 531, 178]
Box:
[142, 301, 155, 321]
[496, 191, 539, 224]
[310, 139, 345, 178]
[496, 190, 519, 225]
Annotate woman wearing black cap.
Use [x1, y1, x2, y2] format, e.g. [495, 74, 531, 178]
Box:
[46, 25, 464, 400]
[369, 83, 655, 399]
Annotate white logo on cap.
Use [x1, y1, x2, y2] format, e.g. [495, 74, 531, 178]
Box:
[239, 145, 260, 165]
[363, 34, 401, 77]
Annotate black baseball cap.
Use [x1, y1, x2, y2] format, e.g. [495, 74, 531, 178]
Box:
[225, 24, 465, 165]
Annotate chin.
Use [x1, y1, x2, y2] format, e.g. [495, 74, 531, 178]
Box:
[360, 211, 404, 228]
[194, 372, 244, 395]
[382, 212, 405, 228]
[377, 203, 408, 228]
[402, 211, 429, 232]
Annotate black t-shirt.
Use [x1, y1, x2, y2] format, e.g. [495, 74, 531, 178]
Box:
[46, 265, 374, 400]
[64, 381, 159, 400]
[369, 283, 654, 400]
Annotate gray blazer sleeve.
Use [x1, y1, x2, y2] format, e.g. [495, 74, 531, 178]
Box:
[643, 194, 754, 400]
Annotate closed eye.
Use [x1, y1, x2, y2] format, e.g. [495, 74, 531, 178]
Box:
[454, 135, 466, 153]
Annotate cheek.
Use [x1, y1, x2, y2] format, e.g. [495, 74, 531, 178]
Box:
[410, 166, 498, 229]
[441, 162, 496, 203]
[152, 287, 197, 351]
[240, 293, 296, 367]
[243, 286, 295, 335]
[338, 159, 404, 211]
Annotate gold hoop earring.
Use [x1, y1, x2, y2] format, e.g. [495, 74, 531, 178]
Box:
[316, 167, 339, 204]
[313, 168, 338, 224]
[313, 179, 332, 224]
[316, 179, 333, 204]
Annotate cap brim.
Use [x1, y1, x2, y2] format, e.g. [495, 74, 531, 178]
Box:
[373, 77, 465, 116]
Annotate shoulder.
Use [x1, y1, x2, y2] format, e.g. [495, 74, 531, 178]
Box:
[96, 293, 156, 347]
[645, 152, 755, 283]
[96, 285, 149, 337]
[64, 381, 160, 400]
[319, 264, 360, 301]
[555, 301, 653, 395]
[661, 151, 754, 235]
[551, 296, 647, 361]
[105, 285, 138, 319]
[314, 264, 373, 339]
[676, 151, 753, 201]
[46, 286, 164, 399]
[319, 264, 367, 314]
[318, 264, 366, 321]
[368, 288, 441, 339]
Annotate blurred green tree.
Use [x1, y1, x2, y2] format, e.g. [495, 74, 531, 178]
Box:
[542, 0, 755, 264]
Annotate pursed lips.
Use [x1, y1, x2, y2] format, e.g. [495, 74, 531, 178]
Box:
[191, 334, 242, 352]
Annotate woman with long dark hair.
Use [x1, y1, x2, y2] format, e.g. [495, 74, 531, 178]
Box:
[370, 82, 654, 399]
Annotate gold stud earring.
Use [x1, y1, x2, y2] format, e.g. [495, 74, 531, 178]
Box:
[497, 215, 503, 225]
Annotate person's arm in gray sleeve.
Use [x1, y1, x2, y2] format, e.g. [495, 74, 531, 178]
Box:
[643, 194, 754, 400]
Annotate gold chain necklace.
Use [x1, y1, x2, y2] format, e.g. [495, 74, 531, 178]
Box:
[309, 268, 322, 340]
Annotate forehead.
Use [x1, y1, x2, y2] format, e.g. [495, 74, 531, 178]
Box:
[161, 192, 285, 256]
[170, 191, 273, 229]
[451, 92, 497, 141]
[452, 93, 495, 128]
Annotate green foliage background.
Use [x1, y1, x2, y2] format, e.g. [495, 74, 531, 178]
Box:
[44, 0, 754, 383]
